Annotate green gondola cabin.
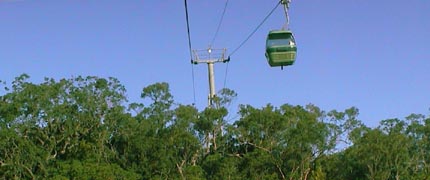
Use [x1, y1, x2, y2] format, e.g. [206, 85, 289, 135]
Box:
[265, 30, 297, 67]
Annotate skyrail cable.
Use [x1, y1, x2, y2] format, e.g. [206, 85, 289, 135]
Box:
[222, 1, 281, 90]
[207, 0, 230, 92]
[222, 61, 229, 90]
[184, 0, 196, 105]
[229, 1, 281, 56]
[210, 0, 229, 47]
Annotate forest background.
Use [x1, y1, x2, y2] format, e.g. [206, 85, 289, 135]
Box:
[1, 75, 429, 179]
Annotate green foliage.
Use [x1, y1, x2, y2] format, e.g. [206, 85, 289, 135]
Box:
[47, 160, 141, 179]
[1, 74, 429, 179]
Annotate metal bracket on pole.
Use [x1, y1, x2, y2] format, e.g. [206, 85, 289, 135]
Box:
[191, 48, 228, 108]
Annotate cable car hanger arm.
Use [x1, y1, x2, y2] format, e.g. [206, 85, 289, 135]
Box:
[281, 0, 291, 30]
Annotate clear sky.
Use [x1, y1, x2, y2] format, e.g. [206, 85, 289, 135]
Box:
[1, 0, 429, 127]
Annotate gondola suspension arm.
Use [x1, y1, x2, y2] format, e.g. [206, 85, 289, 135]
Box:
[281, 0, 291, 30]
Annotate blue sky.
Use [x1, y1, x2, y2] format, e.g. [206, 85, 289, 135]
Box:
[1, 0, 429, 127]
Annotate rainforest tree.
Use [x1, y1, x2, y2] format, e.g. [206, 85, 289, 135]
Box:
[0, 74, 429, 179]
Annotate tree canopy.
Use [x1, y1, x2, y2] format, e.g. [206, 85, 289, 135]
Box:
[0, 74, 429, 179]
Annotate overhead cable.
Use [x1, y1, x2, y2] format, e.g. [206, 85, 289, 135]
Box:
[210, 0, 229, 47]
[229, 1, 281, 56]
[184, 0, 197, 105]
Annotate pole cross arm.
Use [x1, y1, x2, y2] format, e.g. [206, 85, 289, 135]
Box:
[191, 48, 228, 64]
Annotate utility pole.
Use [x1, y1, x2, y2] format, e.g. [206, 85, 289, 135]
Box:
[192, 48, 229, 108]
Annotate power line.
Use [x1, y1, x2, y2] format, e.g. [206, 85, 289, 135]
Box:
[229, 1, 281, 56]
[184, 0, 196, 105]
[210, 0, 229, 47]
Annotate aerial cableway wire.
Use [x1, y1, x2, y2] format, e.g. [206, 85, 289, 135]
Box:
[210, 0, 229, 47]
[223, 59, 229, 90]
[184, 0, 196, 105]
[228, 1, 281, 57]
[209, 0, 230, 91]
[223, 1, 281, 90]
